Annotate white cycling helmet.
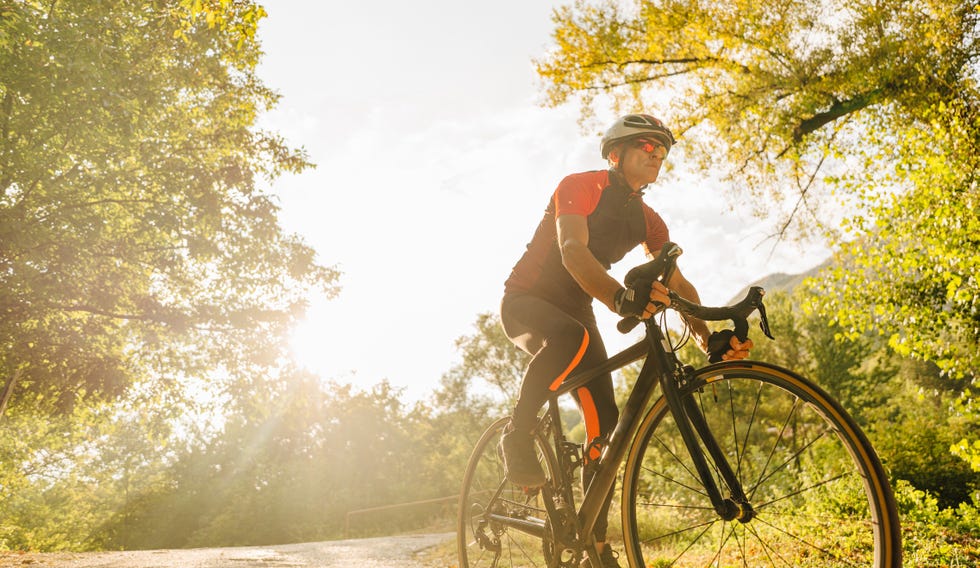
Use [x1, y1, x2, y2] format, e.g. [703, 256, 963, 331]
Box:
[600, 113, 676, 159]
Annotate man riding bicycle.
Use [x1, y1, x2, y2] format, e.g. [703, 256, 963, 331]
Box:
[499, 113, 753, 568]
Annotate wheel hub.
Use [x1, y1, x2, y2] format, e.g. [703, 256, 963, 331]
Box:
[719, 498, 756, 523]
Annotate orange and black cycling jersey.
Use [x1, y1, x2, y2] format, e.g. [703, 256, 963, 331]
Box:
[504, 169, 669, 314]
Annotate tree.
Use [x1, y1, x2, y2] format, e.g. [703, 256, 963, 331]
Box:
[536, 0, 979, 465]
[435, 312, 529, 414]
[0, 0, 338, 415]
[812, 101, 979, 379]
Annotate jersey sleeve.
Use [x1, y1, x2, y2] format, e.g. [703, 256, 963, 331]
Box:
[553, 171, 607, 217]
[642, 205, 670, 257]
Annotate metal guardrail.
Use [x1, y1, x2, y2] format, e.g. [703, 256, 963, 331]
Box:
[343, 494, 459, 538]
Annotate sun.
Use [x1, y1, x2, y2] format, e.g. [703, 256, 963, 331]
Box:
[286, 298, 367, 381]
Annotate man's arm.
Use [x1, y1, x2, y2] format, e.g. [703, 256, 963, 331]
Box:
[557, 214, 622, 312]
[558, 214, 671, 318]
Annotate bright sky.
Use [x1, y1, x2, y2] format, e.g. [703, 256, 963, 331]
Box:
[256, 2, 829, 403]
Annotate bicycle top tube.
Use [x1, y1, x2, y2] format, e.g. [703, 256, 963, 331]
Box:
[552, 339, 647, 399]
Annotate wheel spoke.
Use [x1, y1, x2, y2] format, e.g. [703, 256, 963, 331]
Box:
[744, 521, 793, 567]
[651, 431, 704, 488]
[748, 397, 801, 502]
[504, 529, 539, 566]
[750, 514, 866, 567]
[748, 428, 832, 500]
[754, 470, 855, 511]
[707, 521, 736, 566]
[634, 499, 713, 512]
[640, 516, 719, 546]
[640, 463, 709, 498]
[659, 519, 720, 565]
[734, 380, 766, 484]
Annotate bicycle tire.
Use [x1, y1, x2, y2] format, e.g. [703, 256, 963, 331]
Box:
[621, 361, 901, 567]
[458, 417, 564, 568]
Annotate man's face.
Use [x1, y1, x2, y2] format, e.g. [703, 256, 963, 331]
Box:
[618, 137, 668, 188]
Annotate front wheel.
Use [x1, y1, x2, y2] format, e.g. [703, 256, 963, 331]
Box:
[621, 361, 901, 567]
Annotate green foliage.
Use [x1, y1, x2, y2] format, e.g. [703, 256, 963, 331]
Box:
[813, 100, 979, 378]
[2, 374, 450, 551]
[0, 385, 178, 551]
[435, 312, 529, 415]
[0, 0, 342, 553]
[953, 436, 980, 472]
[538, 0, 978, 231]
[893, 480, 980, 564]
[0, 0, 338, 416]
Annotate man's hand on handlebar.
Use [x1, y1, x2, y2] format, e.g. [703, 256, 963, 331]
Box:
[614, 280, 671, 319]
[707, 329, 754, 363]
[724, 335, 754, 361]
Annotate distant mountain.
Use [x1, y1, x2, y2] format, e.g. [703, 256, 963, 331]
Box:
[728, 258, 831, 304]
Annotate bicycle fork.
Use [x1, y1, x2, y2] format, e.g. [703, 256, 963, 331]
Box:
[660, 368, 755, 523]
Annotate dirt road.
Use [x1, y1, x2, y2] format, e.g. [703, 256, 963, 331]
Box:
[0, 532, 455, 568]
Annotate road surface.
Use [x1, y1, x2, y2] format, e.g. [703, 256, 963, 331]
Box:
[0, 532, 455, 568]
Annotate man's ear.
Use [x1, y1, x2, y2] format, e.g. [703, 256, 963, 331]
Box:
[608, 147, 621, 167]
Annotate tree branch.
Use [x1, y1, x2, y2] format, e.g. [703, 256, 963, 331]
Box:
[582, 67, 700, 92]
[583, 55, 726, 70]
[792, 89, 883, 143]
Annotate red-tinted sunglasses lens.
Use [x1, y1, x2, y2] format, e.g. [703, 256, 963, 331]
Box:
[633, 139, 659, 154]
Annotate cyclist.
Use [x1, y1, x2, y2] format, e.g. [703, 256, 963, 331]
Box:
[499, 113, 753, 568]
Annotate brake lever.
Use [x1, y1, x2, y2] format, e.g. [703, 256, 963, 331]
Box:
[757, 298, 775, 340]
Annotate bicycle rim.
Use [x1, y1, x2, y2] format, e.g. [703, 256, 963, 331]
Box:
[458, 417, 562, 568]
[622, 361, 901, 567]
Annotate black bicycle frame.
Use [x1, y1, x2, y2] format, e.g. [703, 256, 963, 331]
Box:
[544, 319, 752, 549]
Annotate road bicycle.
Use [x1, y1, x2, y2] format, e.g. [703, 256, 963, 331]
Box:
[457, 243, 901, 567]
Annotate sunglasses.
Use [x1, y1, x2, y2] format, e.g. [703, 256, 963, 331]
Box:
[632, 138, 666, 155]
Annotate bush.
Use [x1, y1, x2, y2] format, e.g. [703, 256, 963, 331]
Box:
[893, 480, 980, 565]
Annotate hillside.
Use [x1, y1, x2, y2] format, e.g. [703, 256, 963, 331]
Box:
[728, 258, 831, 303]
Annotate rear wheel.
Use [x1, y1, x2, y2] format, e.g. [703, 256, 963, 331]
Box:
[458, 417, 563, 568]
[622, 361, 901, 567]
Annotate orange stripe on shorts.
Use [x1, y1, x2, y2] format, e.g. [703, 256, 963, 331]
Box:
[547, 328, 589, 391]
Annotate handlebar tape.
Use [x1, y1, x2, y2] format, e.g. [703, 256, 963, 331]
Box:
[617, 315, 642, 333]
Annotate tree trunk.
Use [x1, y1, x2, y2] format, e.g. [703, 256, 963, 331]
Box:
[0, 368, 20, 419]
